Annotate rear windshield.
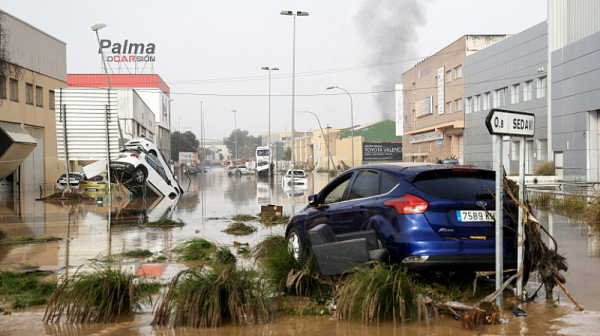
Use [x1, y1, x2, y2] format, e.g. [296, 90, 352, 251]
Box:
[410, 169, 496, 200]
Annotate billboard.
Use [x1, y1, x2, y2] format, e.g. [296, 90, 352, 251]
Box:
[179, 152, 198, 166]
[362, 142, 403, 162]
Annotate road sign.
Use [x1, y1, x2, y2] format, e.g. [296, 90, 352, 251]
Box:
[485, 109, 535, 137]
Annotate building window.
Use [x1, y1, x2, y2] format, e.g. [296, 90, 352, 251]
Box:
[454, 65, 462, 79]
[510, 83, 520, 104]
[0, 76, 6, 99]
[523, 80, 533, 101]
[35, 86, 43, 107]
[465, 97, 472, 114]
[483, 92, 490, 110]
[492, 90, 498, 108]
[455, 98, 463, 112]
[9, 78, 18, 101]
[26, 83, 33, 105]
[446, 70, 452, 83]
[49, 90, 55, 110]
[498, 87, 507, 106]
[474, 95, 481, 112]
[536, 76, 547, 98]
[446, 101, 453, 114]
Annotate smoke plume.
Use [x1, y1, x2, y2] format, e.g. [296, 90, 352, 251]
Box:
[355, 0, 428, 119]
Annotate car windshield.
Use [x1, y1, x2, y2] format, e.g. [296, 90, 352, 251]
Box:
[410, 169, 495, 200]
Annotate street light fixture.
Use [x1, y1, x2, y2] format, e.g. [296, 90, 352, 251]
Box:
[261, 66, 279, 174]
[299, 111, 335, 172]
[327, 86, 354, 167]
[281, 10, 309, 199]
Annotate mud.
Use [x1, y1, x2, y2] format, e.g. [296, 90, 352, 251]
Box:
[0, 168, 599, 335]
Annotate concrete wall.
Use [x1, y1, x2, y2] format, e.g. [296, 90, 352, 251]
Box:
[464, 22, 548, 173]
[551, 30, 600, 181]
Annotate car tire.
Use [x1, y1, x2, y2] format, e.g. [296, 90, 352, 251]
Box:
[133, 167, 146, 184]
[287, 228, 303, 261]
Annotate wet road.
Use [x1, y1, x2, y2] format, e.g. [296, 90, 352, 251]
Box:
[0, 167, 599, 335]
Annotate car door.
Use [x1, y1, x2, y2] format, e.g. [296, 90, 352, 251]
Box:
[332, 169, 381, 234]
[302, 171, 355, 234]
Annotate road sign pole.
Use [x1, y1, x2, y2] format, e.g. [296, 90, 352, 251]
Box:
[517, 137, 526, 297]
[494, 134, 504, 309]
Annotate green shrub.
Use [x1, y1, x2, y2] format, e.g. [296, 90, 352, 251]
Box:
[0, 270, 56, 309]
[173, 238, 215, 262]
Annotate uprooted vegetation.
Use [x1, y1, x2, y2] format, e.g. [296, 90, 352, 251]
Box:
[222, 222, 257, 235]
[259, 212, 290, 226]
[0, 270, 57, 309]
[0, 235, 63, 245]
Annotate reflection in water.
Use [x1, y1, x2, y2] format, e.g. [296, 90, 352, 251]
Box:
[110, 196, 180, 225]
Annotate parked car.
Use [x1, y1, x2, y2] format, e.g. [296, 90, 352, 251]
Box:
[187, 166, 198, 175]
[282, 169, 308, 186]
[79, 174, 116, 192]
[56, 172, 85, 191]
[110, 148, 182, 198]
[285, 163, 519, 274]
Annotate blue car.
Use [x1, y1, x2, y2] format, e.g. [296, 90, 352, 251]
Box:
[285, 163, 519, 273]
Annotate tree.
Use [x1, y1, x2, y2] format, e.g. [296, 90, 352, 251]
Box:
[170, 131, 199, 161]
[223, 129, 261, 161]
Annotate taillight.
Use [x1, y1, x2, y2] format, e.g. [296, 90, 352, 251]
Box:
[130, 153, 139, 158]
[80, 181, 88, 185]
[98, 182, 106, 184]
[383, 194, 429, 214]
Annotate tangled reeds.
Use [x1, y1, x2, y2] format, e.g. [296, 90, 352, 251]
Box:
[151, 265, 272, 328]
[43, 266, 152, 324]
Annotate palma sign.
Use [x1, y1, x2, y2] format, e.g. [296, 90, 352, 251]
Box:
[98, 39, 156, 63]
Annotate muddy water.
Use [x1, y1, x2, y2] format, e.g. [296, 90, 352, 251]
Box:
[0, 168, 599, 335]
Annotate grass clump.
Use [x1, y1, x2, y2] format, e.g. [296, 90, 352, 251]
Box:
[1, 235, 63, 244]
[529, 191, 553, 208]
[222, 222, 257, 235]
[232, 214, 258, 222]
[121, 249, 153, 258]
[0, 270, 57, 309]
[213, 246, 237, 265]
[152, 265, 272, 328]
[553, 194, 587, 213]
[584, 192, 600, 224]
[144, 218, 185, 227]
[534, 161, 555, 176]
[257, 235, 332, 298]
[259, 213, 290, 226]
[44, 266, 151, 324]
[173, 238, 215, 262]
[336, 263, 425, 324]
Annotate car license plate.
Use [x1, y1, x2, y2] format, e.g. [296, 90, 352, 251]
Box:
[456, 210, 494, 222]
[86, 188, 98, 192]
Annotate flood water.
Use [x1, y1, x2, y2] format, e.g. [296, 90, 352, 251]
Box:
[1, 167, 599, 335]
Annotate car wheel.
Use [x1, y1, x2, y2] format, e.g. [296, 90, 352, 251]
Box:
[133, 168, 146, 184]
[287, 228, 303, 261]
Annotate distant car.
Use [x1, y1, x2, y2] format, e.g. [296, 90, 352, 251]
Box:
[110, 149, 182, 198]
[439, 158, 459, 164]
[187, 166, 198, 175]
[123, 138, 180, 189]
[285, 163, 520, 275]
[56, 172, 85, 191]
[79, 174, 116, 192]
[282, 169, 308, 186]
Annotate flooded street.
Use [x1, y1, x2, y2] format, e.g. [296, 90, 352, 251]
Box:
[1, 168, 600, 335]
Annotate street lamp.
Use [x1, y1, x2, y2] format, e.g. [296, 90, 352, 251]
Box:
[298, 111, 335, 172]
[281, 10, 309, 199]
[326, 124, 332, 171]
[261, 66, 279, 174]
[91, 22, 113, 197]
[231, 110, 237, 165]
[327, 86, 354, 167]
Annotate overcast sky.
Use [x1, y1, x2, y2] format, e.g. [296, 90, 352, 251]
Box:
[1, 0, 547, 141]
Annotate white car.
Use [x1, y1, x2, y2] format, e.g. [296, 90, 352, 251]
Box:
[56, 172, 85, 191]
[282, 169, 308, 186]
[110, 149, 182, 198]
[123, 138, 179, 189]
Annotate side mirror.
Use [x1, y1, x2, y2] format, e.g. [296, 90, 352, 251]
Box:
[308, 194, 318, 205]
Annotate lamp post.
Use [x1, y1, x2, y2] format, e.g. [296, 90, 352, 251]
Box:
[261, 66, 279, 173]
[231, 110, 237, 165]
[327, 86, 354, 167]
[281, 10, 309, 200]
[91, 22, 113, 199]
[299, 111, 335, 172]
[326, 124, 332, 172]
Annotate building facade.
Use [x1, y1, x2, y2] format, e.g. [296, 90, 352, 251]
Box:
[401, 35, 508, 164]
[0, 11, 67, 197]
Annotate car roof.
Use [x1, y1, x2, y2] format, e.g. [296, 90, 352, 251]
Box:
[346, 163, 493, 180]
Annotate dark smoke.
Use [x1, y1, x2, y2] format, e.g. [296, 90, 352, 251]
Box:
[355, 0, 428, 119]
